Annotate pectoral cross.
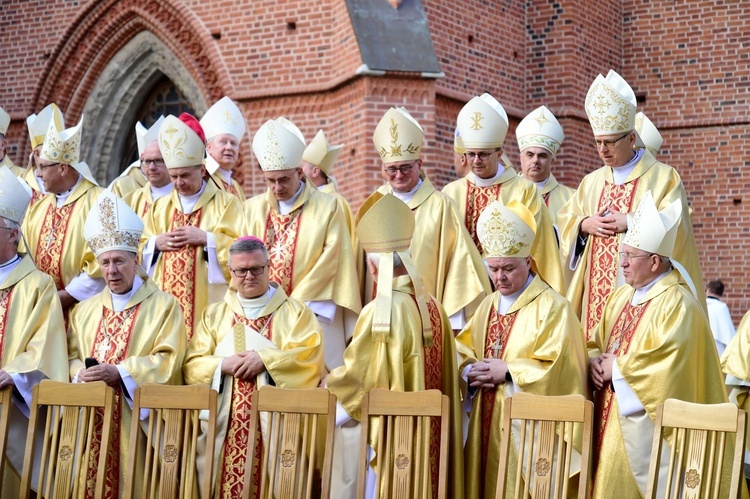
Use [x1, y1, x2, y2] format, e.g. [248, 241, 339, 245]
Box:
[96, 339, 111, 358]
[44, 232, 56, 251]
[610, 337, 621, 354]
[271, 240, 286, 259]
[491, 341, 503, 359]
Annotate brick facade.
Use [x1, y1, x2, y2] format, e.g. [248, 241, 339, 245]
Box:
[1, 0, 748, 319]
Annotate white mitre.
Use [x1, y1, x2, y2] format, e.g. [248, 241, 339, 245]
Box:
[634, 112, 664, 156]
[83, 189, 144, 258]
[585, 69, 638, 136]
[252, 118, 306, 172]
[457, 93, 509, 150]
[372, 107, 424, 163]
[27, 103, 65, 149]
[0, 107, 9, 136]
[158, 115, 206, 169]
[303, 130, 343, 176]
[0, 166, 32, 224]
[622, 190, 680, 258]
[477, 200, 536, 259]
[39, 115, 98, 186]
[136, 116, 165, 156]
[516, 105, 565, 155]
[200, 96, 246, 142]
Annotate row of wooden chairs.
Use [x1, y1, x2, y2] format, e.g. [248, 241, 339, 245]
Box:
[0, 382, 745, 498]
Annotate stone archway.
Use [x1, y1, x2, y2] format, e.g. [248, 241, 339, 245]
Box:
[80, 31, 207, 185]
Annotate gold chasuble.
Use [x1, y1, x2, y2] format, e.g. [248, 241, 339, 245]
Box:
[0, 155, 23, 177]
[23, 167, 45, 207]
[183, 286, 325, 499]
[22, 178, 103, 290]
[67, 277, 186, 498]
[242, 181, 361, 319]
[110, 164, 147, 199]
[557, 150, 705, 340]
[362, 177, 490, 320]
[209, 170, 246, 202]
[123, 183, 155, 219]
[539, 173, 576, 229]
[142, 182, 241, 341]
[722, 310, 750, 463]
[0, 255, 69, 496]
[588, 270, 735, 499]
[455, 275, 588, 499]
[443, 169, 565, 294]
[326, 276, 465, 499]
[319, 180, 356, 243]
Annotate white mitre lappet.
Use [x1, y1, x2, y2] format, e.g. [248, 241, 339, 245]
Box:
[372, 107, 424, 164]
[302, 129, 343, 176]
[634, 112, 664, 156]
[115, 116, 165, 179]
[39, 115, 99, 186]
[83, 189, 144, 258]
[0, 166, 32, 224]
[26, 103, 65, 149]
[477, 199, 536, 259]
[516, 105, 565, 155]
[0, 107, 9, 136]
[251, 117, 306, 172]
[158, 115, 206, 169]
[621, 190, 696, 298]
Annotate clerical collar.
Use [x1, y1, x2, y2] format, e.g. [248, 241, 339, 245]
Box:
[533, 177, 549, 190]
[218, 167, 232, 184]
[631, 268, 671, 305]
[706, 295, 720, 301]
[55, 174, 82, 207]
[151, 182, 173, 201]
[111, 275, 144, 312]
[391, 178, 423, 204]
[278, 181, 305, 215]
[238, 286, 276, 319]
[611, 148, 644, 185]
[471, 166, 503, 187]
[497, 273, 534, 315]
[178, 180, 207, 214]
[0, 254, 22, 286]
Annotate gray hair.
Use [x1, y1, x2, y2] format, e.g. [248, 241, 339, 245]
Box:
[0, 217, 20, 246]
[229, 238, 269, 260]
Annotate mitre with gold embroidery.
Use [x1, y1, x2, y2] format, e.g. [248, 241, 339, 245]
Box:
[516, 105, 565, 155]
[457, 93, 509, 150]
[26, 103, 66, 149]
[477, 200, 536, 259]
[200, 96, 246, 143]
[158, 114, 206, 169]
[621, 190, 680, 258]
[373, 107, 424, 163]
[302, 129, 343, 176]
[84, 189, 144, 257]
[0, 166, 31, 224]
[39, 115, 99, 186]
[585, 69, 638, 136]
[252, 117, 306, 172]
[634, 112, 664, 156]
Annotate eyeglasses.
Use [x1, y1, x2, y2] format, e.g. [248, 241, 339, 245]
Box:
[591, 133, 631, 150]
[229, 264, 268, 277]
[384, 164, 415, 176]
[466, 151, 496, 161]
[619, 252, 653, 262]
[35, 162, 61, 172]
[141, 159, 166, 168]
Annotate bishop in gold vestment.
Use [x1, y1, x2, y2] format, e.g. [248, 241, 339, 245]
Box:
[202, 96, 248, 202]
[722, 310, 750, 470]
[183, 237, 324, 498]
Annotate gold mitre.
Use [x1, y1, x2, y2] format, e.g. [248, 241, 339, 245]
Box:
[200, 96, 246, 142]
[252, 117, 306, 172]
[621, 190, 681, 258]
[158, 115, 206, 169]
[135, 116, 165, 156]
[27, 104, 65, 149]
[0, 107, 9, 135]
[84, 189, 144, 258]
[0, 166, 31, 224]
[356, 193, 414, 253]
[585, 69, 637, 136]
[373, 107, 424, 163]
[302, 129, 343, 176]
[516, 105, 565, 155]
[635, 112, 663, 156]
[456, 93, 509, 150]
[477, 200, 536, 259]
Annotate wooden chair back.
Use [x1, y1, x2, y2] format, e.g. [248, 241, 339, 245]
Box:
[20, 380, 116, 499]
[242, 386, 337, 499]
[0, 386, 12, 492]
[496, 392, 594, 499]
[123, 383, 218, 499]
[357, 388, 450, 499]
[645, 398, 746, 499]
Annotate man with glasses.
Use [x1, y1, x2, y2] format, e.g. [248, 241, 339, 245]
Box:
[588, 192, 731, 498]
[21, 116, 105, 312]
[110, 117, 165, 201]
[123, 118, 174, 218]
[243, 117, 360, 371]
[557, 70, 704, 342]
[359, 107, 490, 333]
[22, 104, 66, 206]
[444, 94, 565, 295]
[184, 236, 324, 498]
[141, 113, 241, 342]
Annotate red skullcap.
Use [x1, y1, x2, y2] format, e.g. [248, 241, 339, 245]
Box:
[178, 113, 206, 144]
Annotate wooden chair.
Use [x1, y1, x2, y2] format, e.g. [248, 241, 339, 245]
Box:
[242, 386, 337, 499]
[123, 383, 218, 499]
[357, 388, 450, 499]
[496, 392, 594, 499]
[20, 380, 116, 499]
[0, 386, 12, 492]
[645, 398, 746, 499]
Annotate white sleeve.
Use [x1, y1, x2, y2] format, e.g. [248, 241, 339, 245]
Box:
[612, 361, 644, 416]
[66, 273, 106, 302]
[142, 236, 158, 275]
[449, 308, 467, 330]
[726, 374, 750, 387]
[115, 365, 148, 420]
[205, 233, 227, 284]
[8, 370, 47, 418]
[306, 300, 337, 324]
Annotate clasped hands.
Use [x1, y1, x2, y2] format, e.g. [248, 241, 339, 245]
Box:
[581, 205, 628, 238]
[467, 358, 508, 390]
[589, 353, 617, 391]
[222, 351, 264, 381]
[156, 226, 208, 251]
